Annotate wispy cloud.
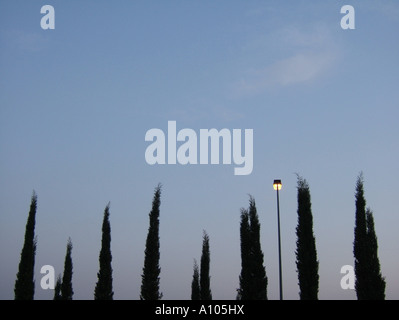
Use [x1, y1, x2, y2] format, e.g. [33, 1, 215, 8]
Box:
[232, 26, 339, 96]
[236, 51, 335, 95]
[273, 52, 335, 86]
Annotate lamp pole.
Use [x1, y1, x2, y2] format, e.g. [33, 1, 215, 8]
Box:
[273, 179, 283, 300]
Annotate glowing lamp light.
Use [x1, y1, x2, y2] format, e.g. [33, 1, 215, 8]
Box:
[273, 179, 282, 191]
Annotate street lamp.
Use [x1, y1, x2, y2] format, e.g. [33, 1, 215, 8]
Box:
[273, 179, 283, 300]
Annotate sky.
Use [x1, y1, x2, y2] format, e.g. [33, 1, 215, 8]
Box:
[0, 0, 398, 300]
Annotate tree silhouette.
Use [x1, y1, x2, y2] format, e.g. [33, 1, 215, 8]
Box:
[354, 173, 368, 299]
[14, 192, 37, 300]
[353, 173, 385, 299]
[200, 231, 212, 300]
[94, 203, 114, 300]
[53, 274, 62, 300]
[237, 196, 267, 300]
[364, 208, 386, 299]
[140, 184, 162, 300]
[295, 175, 319, 300]
[61, 238, 73, 300]
[191, 259, 200, 300]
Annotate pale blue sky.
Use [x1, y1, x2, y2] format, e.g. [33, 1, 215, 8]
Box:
[1, 1, 398, 299]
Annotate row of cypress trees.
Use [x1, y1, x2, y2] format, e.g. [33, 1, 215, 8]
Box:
[13, 174, 385, 300]
[233, 173, 385, 300]
[14, 196, 114, 300]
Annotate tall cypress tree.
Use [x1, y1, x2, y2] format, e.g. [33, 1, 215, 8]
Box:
[247, 196, 267, 300]
[191, 259, 200, 300]
[353, 173, 369, 300]
[237, 208, 250, 300]
[295, 175, 319, 300]
[140, 184, 162, 300]
[14, 192, 37, 300]
[53, 274, 62, 300]
[353, 173, 385, 299]
[94, 203, 114, 300]
[200, 231, 212, 300]
[238, 196, 267, 300]
[61, 238, 73, 300]
[365, 208, 386, 299]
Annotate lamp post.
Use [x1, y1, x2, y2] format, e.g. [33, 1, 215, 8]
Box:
[273, 179, 283, 300]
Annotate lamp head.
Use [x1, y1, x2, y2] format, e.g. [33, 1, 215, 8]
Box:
[273, 179, 282, 191]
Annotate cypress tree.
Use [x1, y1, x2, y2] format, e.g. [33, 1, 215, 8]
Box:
[191, 259, 200, 300]
[237, 208, 250, 300]
[94, 203, 114, 300]
[247, 196, 268, 299]
[53, 274, 62, 300]
[14, 191, 38, 300]
[353, 173, 386, 299]
[200, 231, 212, 300]
[365, 208, 386, 299]
[353, 173, 369, 300]
[140, 184, 162, 300]
[238, 196, 267, 300]
[295, 175, 319, 300]
[61, 238, 73, 300]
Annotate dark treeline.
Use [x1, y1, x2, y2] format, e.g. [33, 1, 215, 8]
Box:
[14, 173, 385, 300]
